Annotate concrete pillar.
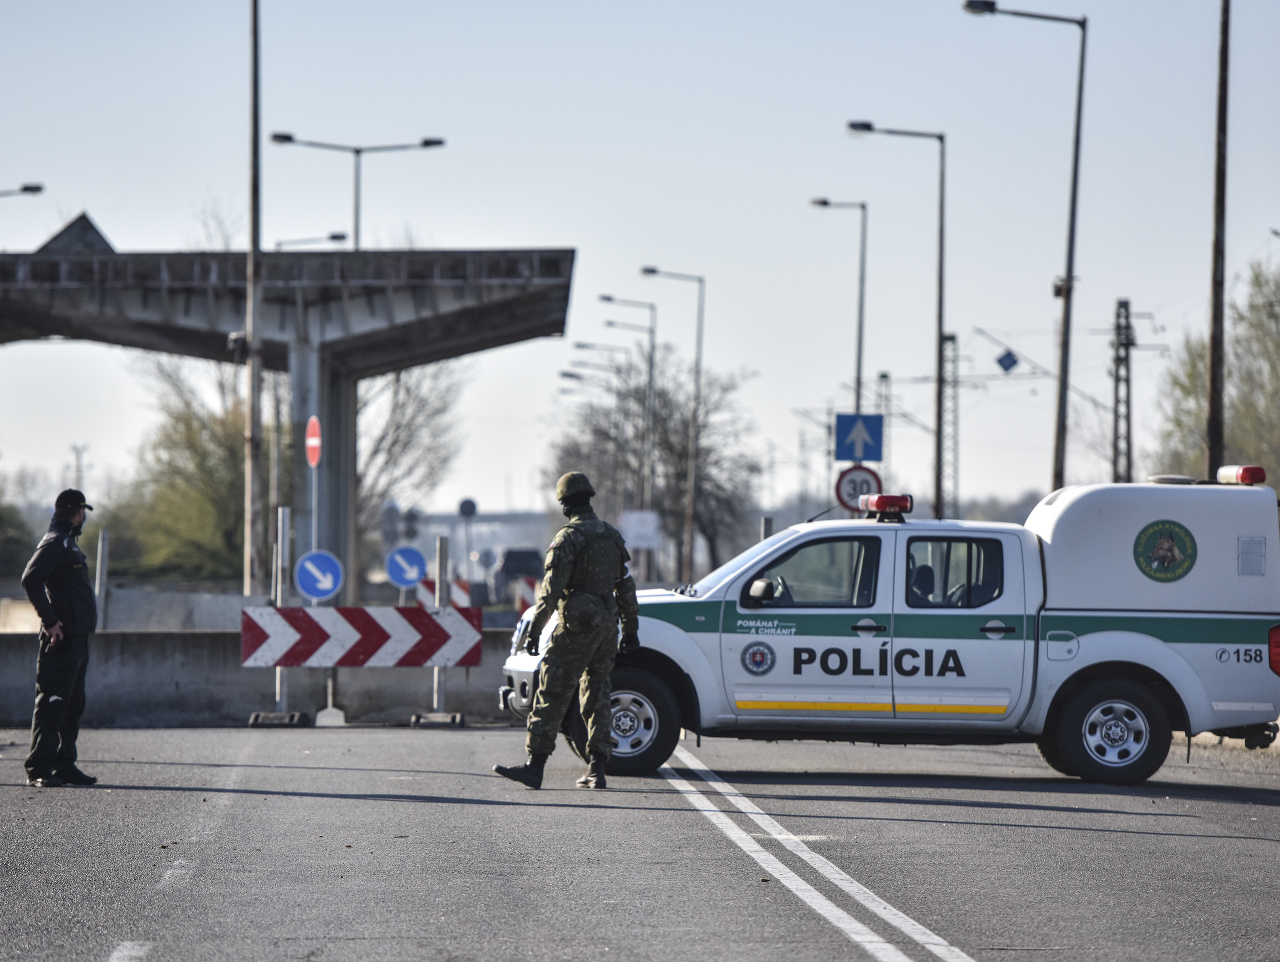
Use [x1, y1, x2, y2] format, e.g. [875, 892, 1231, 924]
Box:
[289, 341, 359, 604]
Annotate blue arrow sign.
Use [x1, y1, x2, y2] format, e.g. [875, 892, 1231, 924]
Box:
[295, 549, 344, 602]
[835, 414, 884, 462]
[385, 545, 427, 589]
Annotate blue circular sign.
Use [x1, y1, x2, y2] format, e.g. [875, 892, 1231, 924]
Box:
[295, 549, 344, 602]
[385, 545, 427, 589]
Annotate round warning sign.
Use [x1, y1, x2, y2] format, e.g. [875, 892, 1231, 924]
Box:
[1133, 520, 1197, 582]
[836, 465, 882, 512]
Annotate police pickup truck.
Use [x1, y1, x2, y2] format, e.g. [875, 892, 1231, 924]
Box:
[499, 468, 1280, 784]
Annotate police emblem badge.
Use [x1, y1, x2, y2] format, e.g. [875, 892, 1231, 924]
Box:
[741, 640, 776, 676]
[1133, 520, 1197, 583]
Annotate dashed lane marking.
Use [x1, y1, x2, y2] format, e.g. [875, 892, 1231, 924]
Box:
[674, 746, 976, 962]
[659, 765, 914, 962]
[107, 943, 151, 962]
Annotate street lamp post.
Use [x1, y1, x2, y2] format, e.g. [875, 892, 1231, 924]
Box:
[244, 0, 265, 597]
[275, 232, 348, 252]
[271, 133, 445, 250]
[641, 266, 705, 582]
[847, 121, 945, 518]
[602, 294, 659, 583]
[812, 199, 869, 413]
[0, 183, 43, 199]
[964, 0, 1087, 491]
[600, 295, 658, 507]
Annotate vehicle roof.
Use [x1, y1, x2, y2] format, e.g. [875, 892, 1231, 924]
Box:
[1026, 482, 1280, 612]
[784, 518, 1028, 536]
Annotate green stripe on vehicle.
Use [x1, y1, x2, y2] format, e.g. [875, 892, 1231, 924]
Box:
[893, 613, 1025, 641]
[726, 612, 889, 638]
[639, 601, 722, 633]
[1041, 613, 1278, 646]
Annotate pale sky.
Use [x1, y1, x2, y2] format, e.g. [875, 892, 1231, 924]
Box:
[2, 1, 1278, 517]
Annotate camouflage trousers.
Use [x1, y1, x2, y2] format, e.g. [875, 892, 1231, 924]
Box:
[526, 622, 617, 759]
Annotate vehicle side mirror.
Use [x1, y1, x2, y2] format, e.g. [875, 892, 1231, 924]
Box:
[749, 578, 775, 601]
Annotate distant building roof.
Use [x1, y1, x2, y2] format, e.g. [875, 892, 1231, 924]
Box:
[36, 212, 115, 254]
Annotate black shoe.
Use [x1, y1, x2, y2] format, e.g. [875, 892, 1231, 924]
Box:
[58, 767, 97, 786]
[493, 753, 548, 790]
[576, 756, 608, 790]
[26, 774, 64, 788]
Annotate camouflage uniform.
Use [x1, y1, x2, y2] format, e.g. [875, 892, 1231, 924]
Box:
[525, 505, 639, 759]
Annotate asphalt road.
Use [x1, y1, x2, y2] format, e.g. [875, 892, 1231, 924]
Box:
[2, 725, 1278, 962]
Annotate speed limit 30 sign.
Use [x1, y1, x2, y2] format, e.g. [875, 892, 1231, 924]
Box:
[836, 465, 882, 512]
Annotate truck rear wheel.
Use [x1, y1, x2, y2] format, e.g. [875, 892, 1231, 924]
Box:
[560, 667, 681, 776]
[1055, 679, 1172, 785]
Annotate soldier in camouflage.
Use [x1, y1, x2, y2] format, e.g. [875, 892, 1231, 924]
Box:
[493, 472, 639, 790]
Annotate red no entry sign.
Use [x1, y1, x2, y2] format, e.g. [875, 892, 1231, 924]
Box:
[305, 416, 322, 468]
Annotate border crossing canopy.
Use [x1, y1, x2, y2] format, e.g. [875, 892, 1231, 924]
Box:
[0, 213, 575, 600]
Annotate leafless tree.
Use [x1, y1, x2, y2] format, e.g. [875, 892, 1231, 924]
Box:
[550, 344, 761, 578]
[356, 362, 465, 546]
[191, 196, 243, 252]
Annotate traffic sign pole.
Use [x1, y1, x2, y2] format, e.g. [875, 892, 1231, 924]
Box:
[305, 415, 322, 563]
[275, 507, 291, 712]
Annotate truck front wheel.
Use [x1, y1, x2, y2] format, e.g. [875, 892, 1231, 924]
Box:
[1055, 679, 1172, 785]
[559, 667, 681, 776]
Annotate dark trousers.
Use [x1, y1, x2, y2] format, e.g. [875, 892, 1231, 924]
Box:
[25, 631, 90, 778]
[525, 622, 618, 759]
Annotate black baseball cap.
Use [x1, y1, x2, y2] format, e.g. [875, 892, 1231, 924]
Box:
[54, 489, 93, 512]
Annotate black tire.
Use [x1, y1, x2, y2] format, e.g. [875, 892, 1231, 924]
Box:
[1055, 678, 1172, 785]
[1035, 736, 1078, 777]
[560, 667, 681, 776]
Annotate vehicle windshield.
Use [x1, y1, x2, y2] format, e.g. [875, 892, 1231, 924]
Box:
[685, 529, 797, 597]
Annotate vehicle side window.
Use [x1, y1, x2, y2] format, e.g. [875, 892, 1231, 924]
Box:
[745, 538, 881, 608]
[906, 538, 1003, 608]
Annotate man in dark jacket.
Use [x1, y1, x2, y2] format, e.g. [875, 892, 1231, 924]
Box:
[22, 489, 98, 788]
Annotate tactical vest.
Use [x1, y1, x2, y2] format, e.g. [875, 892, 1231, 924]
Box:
[558, 518, 627, 632]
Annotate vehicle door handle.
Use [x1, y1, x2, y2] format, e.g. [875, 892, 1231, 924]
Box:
[852, 624, 887, 632]
[979, 623, 1017, 635]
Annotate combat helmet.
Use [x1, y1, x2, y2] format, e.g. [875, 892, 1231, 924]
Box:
[556, 472, 596, 501]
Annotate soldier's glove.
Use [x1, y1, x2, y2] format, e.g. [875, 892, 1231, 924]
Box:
[619, 631, 640, 654]
[523, 624, 540, 656]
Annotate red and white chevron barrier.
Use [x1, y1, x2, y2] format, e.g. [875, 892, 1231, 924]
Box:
[513, 576, 538, 614]
[241, 606, 483, 668]
[416, 578, 471, 608]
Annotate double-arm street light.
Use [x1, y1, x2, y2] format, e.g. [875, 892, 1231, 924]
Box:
[641, 266, 705, 582]
[812, 199, 869, 414]
[0, 183, 43, 199]
[847, 121, 946, 518]
[964, 0, 1087, 491]
[275, 231, 347, 251]
[271, 133, 445, 251]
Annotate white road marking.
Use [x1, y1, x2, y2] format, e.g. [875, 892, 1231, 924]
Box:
[674, 746, 976, 962]
[107, 943, 151, 961]
[660, 765, 914, 962]
[156, 858, 194, 889]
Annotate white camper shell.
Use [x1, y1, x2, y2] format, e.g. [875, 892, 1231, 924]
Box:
[1026, 482, 1280, 614]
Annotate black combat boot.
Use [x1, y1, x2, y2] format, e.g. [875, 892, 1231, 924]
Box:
[493, 753, 548, 789]
[575, 755, 607, 789]
[57, 766, 97, 786]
